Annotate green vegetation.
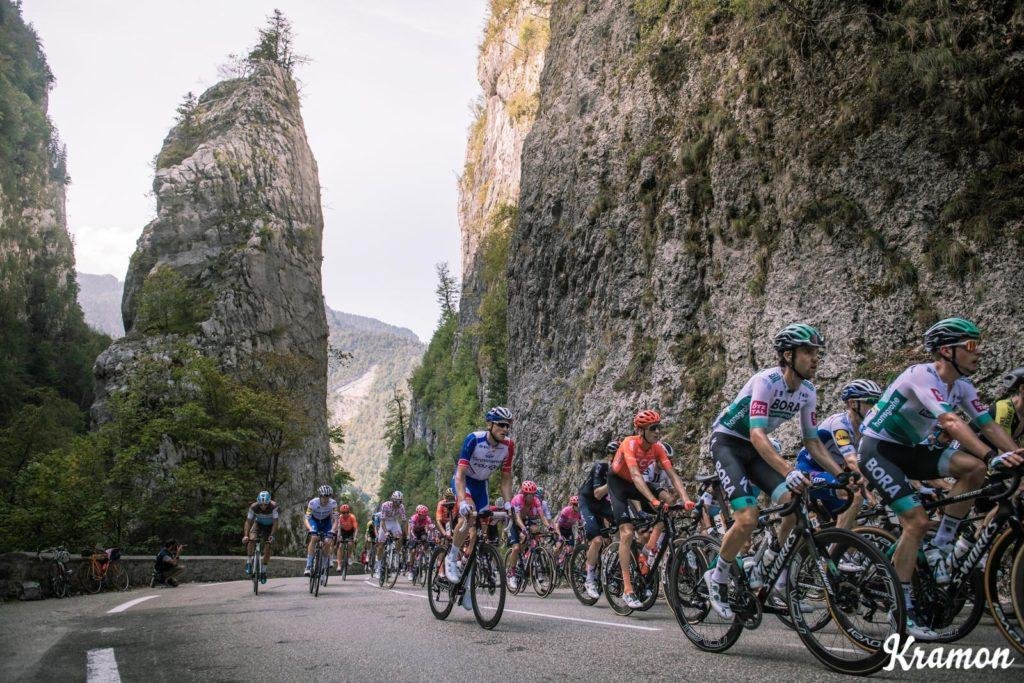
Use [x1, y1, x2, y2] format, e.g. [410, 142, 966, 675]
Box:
[0, 345, 319, 553]
[154, 92, 207, 169]
[507, 89, 539, 127]
[133, 265, 212, 334]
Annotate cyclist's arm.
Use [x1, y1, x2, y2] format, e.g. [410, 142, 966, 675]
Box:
[454, 468, 469, 508]
[592, 482, 608, 500]
[501, 469, 513, 504]
[514, 508, 527, 531]
[805, 438, 844, 476]
[977, 420, 1022, 455]
[937, 411, 999, 458]
[659, 449, 693, 505]
[627, 463, 660, 507]
[243, 514, 252, 537]
[750, 427, 793, 477]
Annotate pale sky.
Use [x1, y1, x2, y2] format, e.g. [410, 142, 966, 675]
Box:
[22, 0, 489, 342]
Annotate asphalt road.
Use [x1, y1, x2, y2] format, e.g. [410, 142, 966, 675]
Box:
[1, 569, 1021, 682]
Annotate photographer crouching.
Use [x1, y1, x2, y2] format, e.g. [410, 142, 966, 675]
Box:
[154, 539, 185, 587]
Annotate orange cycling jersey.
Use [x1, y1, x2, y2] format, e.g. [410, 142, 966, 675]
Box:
[611, 436, 672, 480]
[336, 513, 358, 532]
[436, 500, 454, 526]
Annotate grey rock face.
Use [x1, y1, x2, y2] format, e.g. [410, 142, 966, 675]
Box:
[508, 3, 1024, 496]
[76, 272, 124, 337]
[92, 62, 331, 533]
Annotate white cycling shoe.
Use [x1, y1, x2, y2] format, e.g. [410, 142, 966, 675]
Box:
[584, 579, 600, 599]
[702, 569, 734, 620]
[444, 554, 462, 583]
[623, 592, 644, 609]
[507, 574, 518, 591]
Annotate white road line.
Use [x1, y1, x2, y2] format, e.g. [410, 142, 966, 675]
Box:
[86, 648, 121, 683]
[107, 595, 159, 613]
[382, 584, 660, 632]
[191, 581, 232, 587]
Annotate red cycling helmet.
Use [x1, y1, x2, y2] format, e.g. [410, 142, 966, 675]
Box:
[569, 495, 579, 506]
[520, 480, 538, 495]
[416, 504, 428, 515]
[340, 503, 350, 513]
[633, 410, 661, 429]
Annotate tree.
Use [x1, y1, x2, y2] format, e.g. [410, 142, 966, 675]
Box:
[384, 389, 407, 460]
[133, 266, 209, 334]
[434, 262, 459, 321]
[246, 9, 308, 73]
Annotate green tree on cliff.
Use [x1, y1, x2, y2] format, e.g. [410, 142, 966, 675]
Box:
[247, 9, 308, 73]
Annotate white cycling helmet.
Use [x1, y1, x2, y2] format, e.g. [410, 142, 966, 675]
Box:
[318, 484, 333, 497]
[391, 490, 403, 502]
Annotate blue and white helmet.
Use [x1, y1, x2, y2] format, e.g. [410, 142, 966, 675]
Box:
[318, 484, 333, 497]
[840, 379, 882, 402]
[257, 490, 271, 504]
[485, 406, 512, 423]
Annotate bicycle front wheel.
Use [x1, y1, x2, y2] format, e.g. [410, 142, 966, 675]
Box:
[669, 535, 741, 652]
[252, 550, 261, 595]
[80, 563, 103, 594]
[602, 541, 633, 616]
[503, 548, 526, 595]
[531, 546, 556, 598]
[472, 544, 506, 629]
[386, 545, 400, 589]
[789, 528, 904, 676]
[426, 546, 455, 620]
[992, 529, 1024, 654]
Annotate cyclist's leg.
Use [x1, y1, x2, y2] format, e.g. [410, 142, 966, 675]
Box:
[933, 449, 986, 545]
[711, 432, 762, 568]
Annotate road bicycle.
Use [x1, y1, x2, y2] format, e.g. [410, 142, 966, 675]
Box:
[505, 526, 556, 597]
[250, 536, 265, 595]
[80, 548, 129, 593]
[671, 473, 904, 676]
[407, 538, 432, 586]
[38, 545, 72, 598]
[427, 509, 506, 629]
[308, 533, 332, 597]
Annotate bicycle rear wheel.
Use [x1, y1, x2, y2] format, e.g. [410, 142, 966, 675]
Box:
[789, 528, 904, 676]
[569, 544, 597, 606]
[472, 544, 506, 629]
[427, 546, 455, 619]
[531, 546, 556, 597]
[81, 563, 104, 594]
[49, 561, 70, 598]
[312, 550, 322, 596]
[341, 545, 349, 581]
[669, 535, 742, 652]
[503, 548, 526, 595]
[991, 529, 1024, 654]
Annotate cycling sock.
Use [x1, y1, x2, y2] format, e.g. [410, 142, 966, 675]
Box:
[447, 546, 459, 561]
[774, 568, 788, 591]
[901, 582, 914, 612]
[586, 567, 595, 582]
[933, 514, 962, 548]
[711, 559, 732, 584]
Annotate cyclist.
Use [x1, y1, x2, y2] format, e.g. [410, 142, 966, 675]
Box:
[554, 496, 582, 552]
[436, 488, 456, 540]
[334, 503, 358, 570]
[374, 491, 408, 579]
[705, 323, 848, 619]
[611, 410, 695, 609]
[445, 406, 515, 587]
[978, 366, 1024, 447]
[362, 519, 376, 571]
[644, 442, 680, 506]
[579, 441, 616, 599]
[795, 379, 882, 530]
[242, 490, 278, 583]
[506, 480, 554, 591]
[480, 495, 506, 545]
[304, 485, 338, 576]
[536, 485, 552, 520]
[859, 318, 1024, 638]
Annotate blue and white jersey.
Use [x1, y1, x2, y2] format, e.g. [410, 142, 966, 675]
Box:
[455, 430, 515, 482]
[305, 497, 338, 521]
[797, 411, 857, 472]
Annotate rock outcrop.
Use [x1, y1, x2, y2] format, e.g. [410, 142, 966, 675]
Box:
[77, 272, 125, 338]
[92, 62, 331, 534]
[508, 2, 1024, 492]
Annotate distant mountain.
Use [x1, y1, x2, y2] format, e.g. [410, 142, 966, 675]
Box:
[326, 307, 423, 499]
[76, 272, 124, 338]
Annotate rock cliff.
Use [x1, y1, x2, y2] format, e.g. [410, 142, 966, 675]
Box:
[77, 272, 124, 338]
[508, 1, 1024, 492]
[92, 61, 331, 533]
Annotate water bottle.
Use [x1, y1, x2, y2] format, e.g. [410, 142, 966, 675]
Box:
[742, 556, 764, 589]
[924, 545, 950, 585]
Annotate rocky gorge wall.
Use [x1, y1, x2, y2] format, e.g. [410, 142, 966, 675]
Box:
[92, 61, 331, 538]
[508, 1, 1024, 493]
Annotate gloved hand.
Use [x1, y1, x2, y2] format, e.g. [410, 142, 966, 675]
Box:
[458, 501, 473, 516]
[786, 469, 809, 492]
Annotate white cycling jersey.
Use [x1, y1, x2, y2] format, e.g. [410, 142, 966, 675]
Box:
[861, 363, 992, 446]
[378, 500, 407, 522]
[712, 367, 819, 441]
[305, 497, 338, 521]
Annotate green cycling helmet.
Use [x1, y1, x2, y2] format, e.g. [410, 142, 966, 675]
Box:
[923, 318, 980, 353]
[773, 323, 826, 352]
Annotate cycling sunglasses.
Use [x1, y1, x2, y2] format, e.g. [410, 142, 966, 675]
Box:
[952, 339, 981, 353]
[494, 422, 511, 429]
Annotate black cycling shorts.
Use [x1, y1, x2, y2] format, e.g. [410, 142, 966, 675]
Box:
[607, 473, 657, 525]
[709, 431, 787, 511]
[337, 528, 355, 542]
[858, 436, 952, 514]
[578, 495, 613, 541]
